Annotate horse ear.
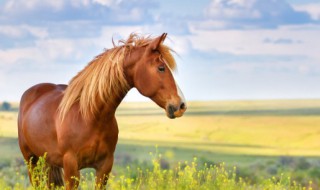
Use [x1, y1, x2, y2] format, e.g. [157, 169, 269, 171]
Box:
[149, 33, 167, 51]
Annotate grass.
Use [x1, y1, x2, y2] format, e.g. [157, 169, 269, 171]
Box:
[0, 112, 18, 137]
[0, 99, 320, 189]
[117, 115, 320, 156]
[1, 100, 320, 159]
[115, 100, 320, 156]
[0, 153, 314, 190]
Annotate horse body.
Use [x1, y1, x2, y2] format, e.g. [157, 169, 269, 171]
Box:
[19, 83, 120, 187]
[18, 33, 186, 189]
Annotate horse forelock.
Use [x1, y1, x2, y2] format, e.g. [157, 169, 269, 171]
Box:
[58, 33, 176, 121]
[118, 33, 176, 71]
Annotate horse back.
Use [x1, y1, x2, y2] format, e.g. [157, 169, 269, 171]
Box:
[19, 83, 66, 114]
[18, 83, 67, 133]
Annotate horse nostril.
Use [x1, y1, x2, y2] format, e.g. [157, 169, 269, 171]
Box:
[167, 105, 176, 119]
[180, 102, 186, 110]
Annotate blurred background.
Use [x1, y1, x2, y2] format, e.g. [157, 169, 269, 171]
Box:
[0, 0, 320, 188]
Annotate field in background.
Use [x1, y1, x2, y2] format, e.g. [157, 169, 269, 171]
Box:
[1, 100, 320, 158]
[1, 99, 320, 187]
[116, 100, 320, 157]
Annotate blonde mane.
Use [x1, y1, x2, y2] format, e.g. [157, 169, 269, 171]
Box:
[58, 33, 176, 121]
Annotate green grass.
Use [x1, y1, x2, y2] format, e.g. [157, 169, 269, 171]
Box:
[1, 100, 320, 189]
[2, 99, 320, 161]
[0, 153, 314, 190]
[115, 100, 320, 156]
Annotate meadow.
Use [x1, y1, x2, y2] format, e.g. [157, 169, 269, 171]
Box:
[0, 100, 320, 189]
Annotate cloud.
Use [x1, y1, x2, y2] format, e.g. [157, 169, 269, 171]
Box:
[92, 0, 121, 7]
[201, 0, 313, 29]
[0, 0, 161, 42]
[188, 24, 320, 61]
[0, 0, 157, 25]
[1, 0, 320, 101]
[0, 25, 189, 101]
[0, 25, 48, 39]
[263, 38, 302, 44]
[0, 41, 70, 66]
[293, 3, 320, 21]
[2, 0, 65, 11]
[151, 13, 192, 35]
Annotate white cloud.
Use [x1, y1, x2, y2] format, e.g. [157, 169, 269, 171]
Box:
[98, 25, 190, 55]
[293, 3, 320, 21]
[0, 24, 164, 67]
[165, 35, 192, 55]
[0, 47, 37, 65]
[185, 21, 320, 84]
[0, 36, 99, 101]
[3, 0, 118, 11]
[1, 0, 319, 101]
[215, 61, 320, 75]
[0, 25, 24, 38]
[23, 25, 48, 39]
[99, 25, 144, 44]
[0, 0, 157, 24]
[0, 37, 97, 66]
[0, 25, 48, 39]
[0, 23, 188, 101]
[188, 24, 320, 61]
[92, 0, 121, 7]
[4, 0, 65, 11]
[205, 0, 261, 19]
[203, 0, 313, 29]
[111, 7, 146, 22]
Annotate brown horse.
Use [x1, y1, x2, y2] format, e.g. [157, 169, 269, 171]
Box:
[18, 33, 186, 189]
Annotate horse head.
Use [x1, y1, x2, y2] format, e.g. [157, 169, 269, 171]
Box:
[124, 33, 187, 119]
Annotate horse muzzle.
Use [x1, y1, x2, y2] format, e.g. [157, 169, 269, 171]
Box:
[166, 102, 187, 119]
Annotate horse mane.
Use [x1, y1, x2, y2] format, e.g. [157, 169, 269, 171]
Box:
[58, 33, 176, 121]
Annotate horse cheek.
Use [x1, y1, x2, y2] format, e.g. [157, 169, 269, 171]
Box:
[135, 69, 156, 97]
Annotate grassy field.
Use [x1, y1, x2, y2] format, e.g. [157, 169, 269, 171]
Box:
[0, 100, 320, 188]
[1, 100, 320, 159]
[116, 100, 320, 157]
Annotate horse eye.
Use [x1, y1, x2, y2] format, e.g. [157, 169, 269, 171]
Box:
[158, 66, 165, 73]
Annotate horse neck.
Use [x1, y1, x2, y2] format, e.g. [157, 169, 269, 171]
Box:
[96, 88, 130, 121]
[96, 50, 139, 120]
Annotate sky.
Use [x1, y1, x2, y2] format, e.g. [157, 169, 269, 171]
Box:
[1, 0, 320, 102]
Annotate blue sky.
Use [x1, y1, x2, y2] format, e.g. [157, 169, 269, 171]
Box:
[1, 0, 320, 101]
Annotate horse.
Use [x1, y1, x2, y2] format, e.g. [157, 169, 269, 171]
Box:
[18, 33, 187, 189]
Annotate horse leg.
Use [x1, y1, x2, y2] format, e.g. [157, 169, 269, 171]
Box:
[95, 155, 114, 189]
[63, 153, 80, 190]
[48, 165, 64, 188]
[18, 130, 39, 186]
[18, 140, 38, 186]
[27, 155, 39, 186]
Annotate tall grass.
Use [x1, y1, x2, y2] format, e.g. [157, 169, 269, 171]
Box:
[0, 152, 314, 190]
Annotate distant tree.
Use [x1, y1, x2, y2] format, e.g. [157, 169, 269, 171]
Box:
[1, 101, 11, 111]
